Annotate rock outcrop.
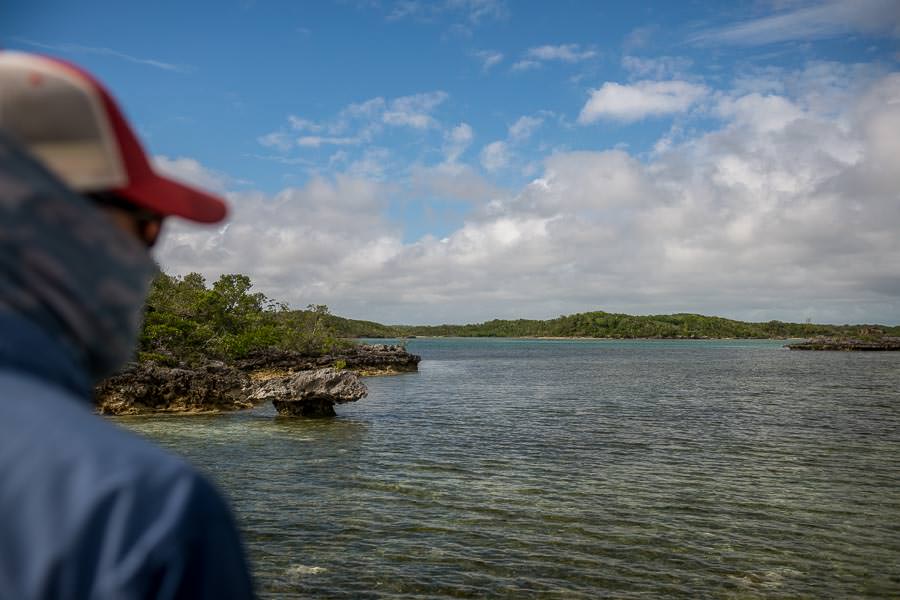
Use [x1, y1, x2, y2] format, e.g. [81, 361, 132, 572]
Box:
[247, 367, 368, 417]
[95, 343, 419, 416]
[236, 344, 420, 376]
[786, 336, 900, 351]
[339, 344, 422, 375]
[95, 361, 252, 415]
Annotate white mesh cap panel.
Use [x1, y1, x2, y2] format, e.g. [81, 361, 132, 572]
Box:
[0, 52, 127, 191]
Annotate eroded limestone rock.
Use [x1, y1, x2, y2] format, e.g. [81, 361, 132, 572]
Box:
[94, 361, 252, 415]
[236, 344, 421, 376]
[247, 367, 368, 417]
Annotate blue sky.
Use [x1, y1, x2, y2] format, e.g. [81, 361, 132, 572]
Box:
[4, 1, 900, 324]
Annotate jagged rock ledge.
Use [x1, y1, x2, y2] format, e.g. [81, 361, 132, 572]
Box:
[95, 361, 252, 415]
[95, 344, 420, 416]
[235, 344, 421, 378]
[786, 336, 900, 351]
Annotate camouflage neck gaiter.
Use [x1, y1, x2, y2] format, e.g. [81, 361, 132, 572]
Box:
[0, 132, 156, 382]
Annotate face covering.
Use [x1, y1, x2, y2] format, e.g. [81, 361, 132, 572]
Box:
[0, 132, 157, 382]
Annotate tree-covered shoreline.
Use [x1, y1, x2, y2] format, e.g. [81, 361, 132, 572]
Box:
[139, 272, 899, 363]
[389, 314, 900, 340]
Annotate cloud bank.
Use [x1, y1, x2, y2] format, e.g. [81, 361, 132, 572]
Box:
[156, 63, 900, 325]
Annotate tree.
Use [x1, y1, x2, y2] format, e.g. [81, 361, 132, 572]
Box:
[138, 272, 344, 364]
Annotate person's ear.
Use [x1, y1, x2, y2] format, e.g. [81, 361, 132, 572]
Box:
[139, 219, 164, 248]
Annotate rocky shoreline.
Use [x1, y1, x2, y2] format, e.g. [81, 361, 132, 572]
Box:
[95, 344, 420, 416]
[235, 343, 421, 376]
[785, 336, 900, 351]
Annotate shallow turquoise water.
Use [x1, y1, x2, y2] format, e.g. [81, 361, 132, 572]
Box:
[117, 338, 900, 598]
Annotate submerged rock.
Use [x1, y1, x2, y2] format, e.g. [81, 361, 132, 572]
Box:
[247, 367, 368, 417]
[95, 361, 252, 415]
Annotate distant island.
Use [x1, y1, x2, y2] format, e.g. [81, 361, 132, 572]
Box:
[324, 309, 900, 341]
[134, 270, 899, 350]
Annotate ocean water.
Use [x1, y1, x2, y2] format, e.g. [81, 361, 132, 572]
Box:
[117, 338, 900, 598]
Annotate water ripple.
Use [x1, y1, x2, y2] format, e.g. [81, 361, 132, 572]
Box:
[117, 339, 900, 598]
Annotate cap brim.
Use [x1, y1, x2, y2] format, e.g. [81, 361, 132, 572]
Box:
[0, 51, 228, 224]
[118, 173, 228, 224]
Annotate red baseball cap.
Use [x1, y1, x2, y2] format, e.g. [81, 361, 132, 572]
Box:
[0, 50, 227, 223]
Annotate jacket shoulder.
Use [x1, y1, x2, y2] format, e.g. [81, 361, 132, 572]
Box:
[0, 371, 254, 599]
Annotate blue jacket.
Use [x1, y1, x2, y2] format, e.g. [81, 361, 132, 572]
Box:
[0, 314, 256, 599]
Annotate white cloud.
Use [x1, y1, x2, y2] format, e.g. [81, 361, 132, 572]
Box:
[651, 124, 684, 156]
[623, 25, 659, 50]
[257, 132, 294, 151]
[159, 65, 900, 325]
[382, 112, 434, 129]
[444, 122, 474, 162]
[347, 148, 392, 180]
[245, 154, 315, 167]
[157, 175, 398, 304]
[578, 80, 708, 124]
[526, 43, 596, 63]
[473, 49, 504, 71]
[296, 136, 359, 148]
[715, 93, 805, 133]
[387, 0, 508, 24]
[508, 115, 542, 141]
[454, 0, 508, 23]
[340, 97, 387, 122]
[448, 122, 474, 145]
[257, 116, 328, 152]
[328, 150, 350, 167]
[511, 59, 541, 72]
[512, 43, 596, 71]
[690, 0, 900, 45]
[479, 141, 509, 172]
[537, 150, 651, 211]
[256, 91, 448, 165]
[382, 91, 448, 129]
[153, 156, 233, 194]
[288, 116, 324, 132]
[387, 1, 426, 21]
[410, 161, 504, 203]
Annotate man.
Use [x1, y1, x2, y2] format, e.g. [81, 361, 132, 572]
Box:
[0, 51, 255, 598]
